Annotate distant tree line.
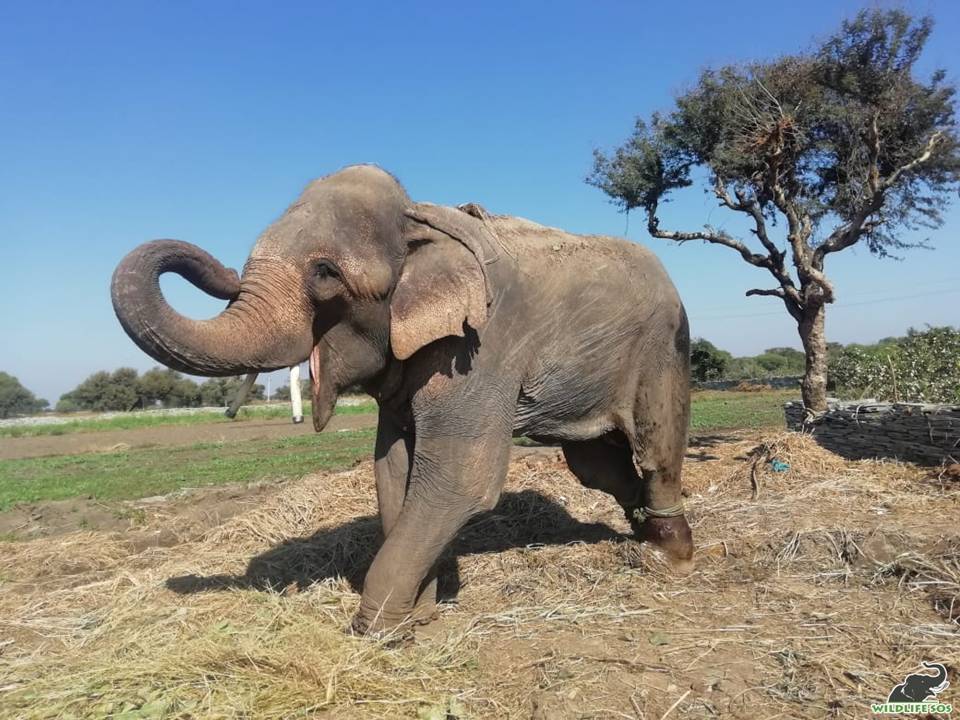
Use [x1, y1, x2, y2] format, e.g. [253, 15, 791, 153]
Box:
[55, 368, 266, 412]
[6, 327, 953, 418]
[272, 379, 308, 402]
[273, 379, 366, 401]
[0, 366, 360, 418]
[0, 373, 49, 418]
[689, 340, 806, 382]
[692, 326, 960, 403]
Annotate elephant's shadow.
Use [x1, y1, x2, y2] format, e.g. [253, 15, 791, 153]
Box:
[166, 489, 623, 601]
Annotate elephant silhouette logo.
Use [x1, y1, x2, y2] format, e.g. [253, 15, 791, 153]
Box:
[871, 661, 953, 714]
[887, 662, 949, 703]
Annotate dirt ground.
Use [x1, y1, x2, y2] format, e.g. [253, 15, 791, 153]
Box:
[0, 413, 378, 461]
[1, 432, 958, 719]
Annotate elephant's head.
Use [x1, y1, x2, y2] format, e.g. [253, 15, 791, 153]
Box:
[915, 662, 949, 695]
[888, 662, 950, 702]
[111, 165, 492, 429]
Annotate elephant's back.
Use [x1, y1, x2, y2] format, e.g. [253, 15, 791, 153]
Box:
[487, 214, 674, 293]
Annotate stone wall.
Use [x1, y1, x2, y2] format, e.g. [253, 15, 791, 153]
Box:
[785, 400, 960, 465]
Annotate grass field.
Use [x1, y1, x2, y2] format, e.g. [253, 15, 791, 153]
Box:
[2, 390, 790, 439]
[0, 399, 378, 438]
[0, 390, 795, 511]
[0, 429, 376, 511]
[688, 388, 795, 431]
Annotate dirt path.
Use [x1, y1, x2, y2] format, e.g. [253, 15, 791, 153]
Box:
[0, 413, 378, 460]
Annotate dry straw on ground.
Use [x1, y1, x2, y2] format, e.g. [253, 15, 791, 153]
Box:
[1, 432, 958, 718]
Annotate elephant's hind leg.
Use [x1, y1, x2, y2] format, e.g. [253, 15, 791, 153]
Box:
[561, 434, 641, 509]
[627, 370, 694, 572]
[562, 429, 693, 572]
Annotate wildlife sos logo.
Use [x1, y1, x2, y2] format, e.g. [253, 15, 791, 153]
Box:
[871, 661, 952, 715]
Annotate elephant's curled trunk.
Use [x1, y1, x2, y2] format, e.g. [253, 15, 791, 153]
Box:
[111, 239, 313, 376]
[922, 662, 948, 686]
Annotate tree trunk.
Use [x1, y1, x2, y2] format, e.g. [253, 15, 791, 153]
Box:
[798, 302, 828, 414]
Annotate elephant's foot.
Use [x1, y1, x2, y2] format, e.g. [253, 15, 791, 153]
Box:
[631, 514, 695, 574]
[349, 595, 439, 637]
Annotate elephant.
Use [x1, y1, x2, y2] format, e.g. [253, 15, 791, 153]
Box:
[887, 662, 949, 703]
[111, 165, 694, 634]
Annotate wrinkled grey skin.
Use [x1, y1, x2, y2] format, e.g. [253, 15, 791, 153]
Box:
[112, 165, 693, 633]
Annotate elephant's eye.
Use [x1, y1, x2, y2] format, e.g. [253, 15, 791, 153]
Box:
[314, 260, 341, 280]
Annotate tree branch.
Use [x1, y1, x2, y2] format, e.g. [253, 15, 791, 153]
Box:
[648, 186, 808, 310]
[768, 179, 835, 301]
[815, 194, 884, 258]
[883, 130, 944, 189]
[816, 130, 945, 262]
[745, 287, 785, 298]
[713, 180, 782, 256]
[746, 287, 803, 321]
[645, 210, 771, 269]
[867, 112, 881, 193]
[714, 178, 804, 306]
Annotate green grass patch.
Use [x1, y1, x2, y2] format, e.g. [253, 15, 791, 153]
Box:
[0, 399, 377, 438]
[690, 389, 795, 432]
[0, 429, 376, 511]
[0, 391, 795, 510]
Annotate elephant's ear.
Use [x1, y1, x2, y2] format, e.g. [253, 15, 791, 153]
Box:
[390, 203, 493, 361]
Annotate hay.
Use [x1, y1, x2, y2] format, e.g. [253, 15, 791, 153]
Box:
[1, 432, 958, 718]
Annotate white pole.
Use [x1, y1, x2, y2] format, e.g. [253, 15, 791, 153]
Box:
[290, 365, 304, 424]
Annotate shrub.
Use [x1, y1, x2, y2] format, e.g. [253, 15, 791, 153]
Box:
[830, 326, 960, 402]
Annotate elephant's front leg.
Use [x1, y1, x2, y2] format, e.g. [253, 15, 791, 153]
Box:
[373, 409, 438, 623]
[374, 409, 412, 537]
[355, 426, 512, 634]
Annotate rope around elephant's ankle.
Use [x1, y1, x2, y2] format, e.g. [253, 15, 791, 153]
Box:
[630, 503, 685, 523]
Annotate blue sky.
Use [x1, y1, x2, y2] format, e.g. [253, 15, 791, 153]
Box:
[1, 1, 958, 404]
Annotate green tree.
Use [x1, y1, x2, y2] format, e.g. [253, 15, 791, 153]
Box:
[0, 372, 48, 418]
[273, 380, 308, 402]
[227, 376, 264, 404]
[136, 368, 201, 408]
[137, 368, 176, 407]
[690, 338, 731, 381]
[171, 375, 201, 407]
[199, 378, 229, 406]
[198, 376, 265, 407]
[57, 368, 140, 412]
[752, 347, 805, 376]
[724, 357, 765, 380]
[588, 10, 959, 414]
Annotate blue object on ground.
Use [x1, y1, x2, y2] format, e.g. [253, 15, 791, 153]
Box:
[768, 459, 790, 472]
